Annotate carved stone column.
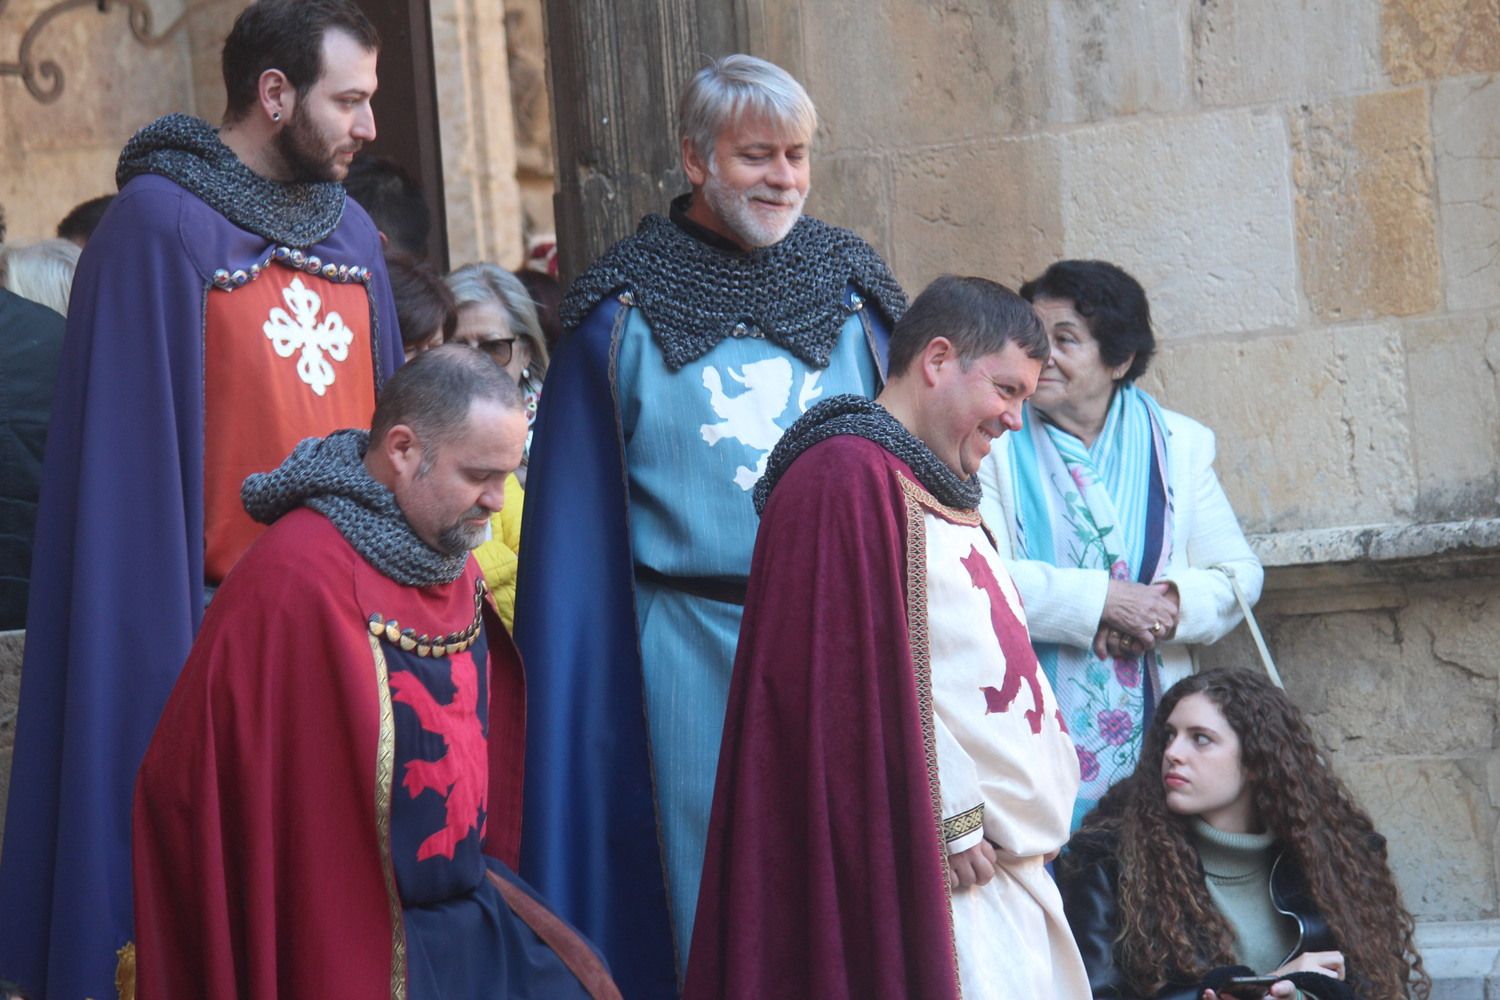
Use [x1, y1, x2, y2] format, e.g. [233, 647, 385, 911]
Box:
[431, 0, 525, 270]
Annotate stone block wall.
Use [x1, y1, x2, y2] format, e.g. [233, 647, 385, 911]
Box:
[0, 0, 241, 243]
[503, 0, 557, 247]
[769, 0, 1499, 535]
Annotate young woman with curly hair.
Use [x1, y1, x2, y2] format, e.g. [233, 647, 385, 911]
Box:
[1056, 668, 1428, 1000]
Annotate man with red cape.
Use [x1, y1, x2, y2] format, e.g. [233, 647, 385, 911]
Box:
[133, 348, 618, 1000]
[685, 276, 1090, 999]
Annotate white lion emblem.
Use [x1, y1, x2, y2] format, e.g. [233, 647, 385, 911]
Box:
[699, 357, 824, 490]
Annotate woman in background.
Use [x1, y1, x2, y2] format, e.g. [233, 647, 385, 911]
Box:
[1056, 668, 1428, 1000]
[445, 263, 548, 629]
[445, 263, 549, 486]
[978, 259, 1262, 824]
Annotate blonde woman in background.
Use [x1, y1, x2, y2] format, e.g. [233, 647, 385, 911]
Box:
[2, 239, 82, 317]
[444, 263, 550, 629]
[445, 262, 549, 484]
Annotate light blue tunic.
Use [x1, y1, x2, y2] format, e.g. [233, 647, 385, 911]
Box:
[616, 296, 882, 967]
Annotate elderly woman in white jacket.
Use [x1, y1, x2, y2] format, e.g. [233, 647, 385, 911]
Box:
[977, 260, 1262, 827]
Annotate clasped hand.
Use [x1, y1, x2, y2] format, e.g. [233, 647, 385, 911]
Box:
[947, 839, 997, 891]
[947, 840, 1061, 891]
[1092, 579, 1180, 660]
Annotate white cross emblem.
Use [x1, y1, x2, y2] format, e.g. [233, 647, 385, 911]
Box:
[263, 277, 354, 396]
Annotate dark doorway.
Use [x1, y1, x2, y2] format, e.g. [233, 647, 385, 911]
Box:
[361, 0, 449, 272]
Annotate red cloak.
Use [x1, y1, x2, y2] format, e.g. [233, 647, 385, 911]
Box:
[684, 435, 961, 999]
[132, 508, 525, 998]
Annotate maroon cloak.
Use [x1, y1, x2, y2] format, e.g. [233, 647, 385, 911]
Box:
[683, 435, 961, 999]
[132, 508, 526, 998]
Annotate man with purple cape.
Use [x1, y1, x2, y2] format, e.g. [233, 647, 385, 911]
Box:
[0, 3, 401, 995]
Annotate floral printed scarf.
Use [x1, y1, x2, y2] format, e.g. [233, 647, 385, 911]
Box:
[1006, 384, 1173, 826]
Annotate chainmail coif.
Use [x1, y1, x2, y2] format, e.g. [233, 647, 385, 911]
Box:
[560, 212, 907, 371]
[753, 394, 983, 515]
[241, 429, 469, 587]
[117, 113, 346, 247]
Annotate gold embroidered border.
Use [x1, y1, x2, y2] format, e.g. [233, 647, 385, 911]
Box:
[367, 633, 408, 1000]
[899, 476, 964, 995]
[901, 475, 984, 527]
[942, 803, 985, 844]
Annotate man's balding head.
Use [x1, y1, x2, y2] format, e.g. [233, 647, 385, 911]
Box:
[366, 345, 527, 556]
[370, 344, 522, 456]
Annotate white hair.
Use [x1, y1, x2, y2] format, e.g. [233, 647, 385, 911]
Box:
[2, 238, 81, 317]
[444, 262, 550, 380]
[678, 54, 817, 161]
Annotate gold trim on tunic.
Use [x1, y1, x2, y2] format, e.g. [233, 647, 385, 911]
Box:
[900, 474, 965, 995]
[368, 633, 408, 1000]
[942, 803, 986, 844]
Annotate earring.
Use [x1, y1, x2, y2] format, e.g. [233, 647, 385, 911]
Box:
[272, 111, 281, 122]
[522, 367, 532, 381]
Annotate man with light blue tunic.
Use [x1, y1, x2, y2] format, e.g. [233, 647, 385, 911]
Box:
[514, 54, 906, 999]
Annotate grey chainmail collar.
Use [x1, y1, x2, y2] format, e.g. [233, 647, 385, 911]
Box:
[753, 394, 982, 514]
[116, 113, 345, 247]
[241, 429, 469, 587]
[560, 208, 907, 371]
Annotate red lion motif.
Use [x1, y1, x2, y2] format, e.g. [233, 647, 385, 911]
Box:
[961, 545, 1045, 735]
[390, 652, 488, 861]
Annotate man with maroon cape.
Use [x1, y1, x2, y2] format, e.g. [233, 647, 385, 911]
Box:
[133, 347, 619, 1000]
[685, 276, 1090, 999]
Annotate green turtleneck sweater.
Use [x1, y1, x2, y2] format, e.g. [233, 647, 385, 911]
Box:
[1191, 819, 1301, 975]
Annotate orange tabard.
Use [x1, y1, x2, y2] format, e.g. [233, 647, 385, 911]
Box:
[203, 266, 378, 583]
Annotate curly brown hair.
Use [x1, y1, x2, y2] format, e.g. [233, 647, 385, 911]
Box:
[1073, 668, 1429, 999]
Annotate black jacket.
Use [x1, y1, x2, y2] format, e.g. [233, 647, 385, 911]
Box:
[1056, 829, 1354, 1000]
[0, 289, 65, 630]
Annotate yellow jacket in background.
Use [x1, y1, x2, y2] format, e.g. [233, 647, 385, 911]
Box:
[473, 474, 525, 631]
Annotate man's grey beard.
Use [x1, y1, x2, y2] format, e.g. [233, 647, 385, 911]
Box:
[702, 172, 806, 248]
[436, 507, 491, 556]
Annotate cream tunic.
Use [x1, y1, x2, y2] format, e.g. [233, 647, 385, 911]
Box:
[922, 507, 1090, 999]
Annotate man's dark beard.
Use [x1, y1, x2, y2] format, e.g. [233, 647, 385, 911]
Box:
[275, 107, 344, 183]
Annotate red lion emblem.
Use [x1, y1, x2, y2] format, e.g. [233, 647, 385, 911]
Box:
[390, 653, 487, 860]
[961, 545, 1045, 735]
